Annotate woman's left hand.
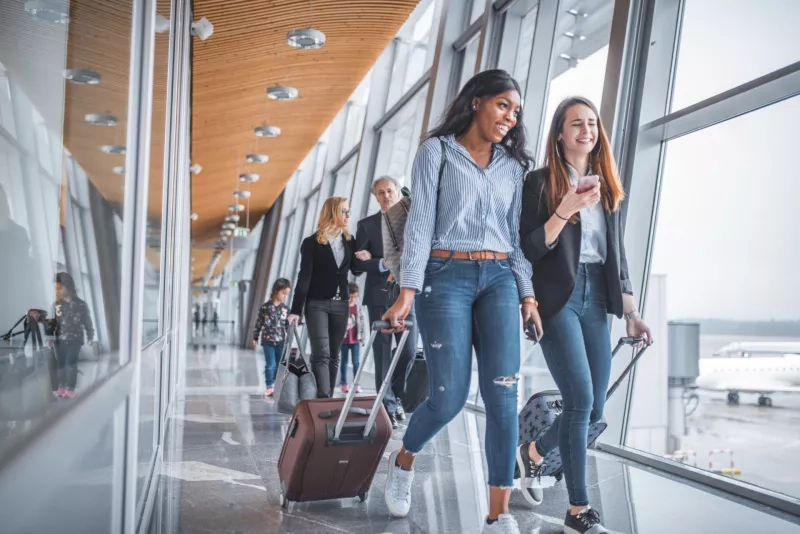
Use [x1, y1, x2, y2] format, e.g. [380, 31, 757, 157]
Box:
[626, 317, 653, 348]
[355, 250, 372, 261]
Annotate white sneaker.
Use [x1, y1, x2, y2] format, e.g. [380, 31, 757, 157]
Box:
[482, 514, 521, 534]
[384, 450, 414, 518]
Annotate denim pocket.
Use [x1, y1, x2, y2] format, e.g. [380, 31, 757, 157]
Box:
[425, 258, 451, 276]
[495, 259, 511, 270]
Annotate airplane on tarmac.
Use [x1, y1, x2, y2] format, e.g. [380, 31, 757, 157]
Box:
[692, 341, 800, 407]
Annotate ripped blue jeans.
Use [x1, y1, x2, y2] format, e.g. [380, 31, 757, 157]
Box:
[402, 257, 521, 488]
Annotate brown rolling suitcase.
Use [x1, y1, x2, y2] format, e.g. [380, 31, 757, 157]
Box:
[277, 320, 413, 508]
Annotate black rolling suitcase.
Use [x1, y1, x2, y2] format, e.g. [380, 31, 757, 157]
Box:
[402, 350, 427, 413]
[517, 336, 650, 484]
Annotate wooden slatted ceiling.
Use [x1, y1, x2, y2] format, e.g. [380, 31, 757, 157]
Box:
[190, 0, 419, 250]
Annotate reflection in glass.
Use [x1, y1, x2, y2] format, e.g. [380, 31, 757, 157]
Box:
[671, 0, 800, 111]
[0, 0, 131, 456]
[512, 7, 538, 96]
[456, 37, 481, 96]
[340, 74, 371, 158]
[631, 96, 800, 499]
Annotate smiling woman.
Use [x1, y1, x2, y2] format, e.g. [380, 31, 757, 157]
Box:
[380, 69, 540, 533]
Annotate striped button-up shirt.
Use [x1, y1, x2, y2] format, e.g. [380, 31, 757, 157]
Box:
[400, 135, 534, 299]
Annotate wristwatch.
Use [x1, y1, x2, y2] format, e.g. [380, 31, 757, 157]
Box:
[624, 310, 641, 321]
[521, 297, 538, 307]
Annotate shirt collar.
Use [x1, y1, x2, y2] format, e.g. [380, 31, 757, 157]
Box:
[442, 134, 508, 167]
[566, 162, 593, 183]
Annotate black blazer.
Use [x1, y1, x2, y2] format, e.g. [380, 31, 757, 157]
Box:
[520, 167, 633, 320]
[351, 212, 391, 307]
[290, 232, 356, 316]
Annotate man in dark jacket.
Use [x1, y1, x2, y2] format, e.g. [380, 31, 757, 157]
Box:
[352, 176, 418, 428]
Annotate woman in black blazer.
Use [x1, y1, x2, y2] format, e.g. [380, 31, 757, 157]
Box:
[517, 97, 652, 534]
[288, 197, 356, 398]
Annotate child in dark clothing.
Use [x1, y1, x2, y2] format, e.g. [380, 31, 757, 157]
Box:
[340, 283, 366, 393]
[252, 278, 291, 396]
[45, 272, 94, 398]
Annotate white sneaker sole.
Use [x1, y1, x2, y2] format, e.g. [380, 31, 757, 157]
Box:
[516, 448, 544, 507]
[384, 451, 411, 518]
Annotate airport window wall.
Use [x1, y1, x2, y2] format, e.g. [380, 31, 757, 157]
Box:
[0, 0, 195, 531]
[261, 0, 800, 515]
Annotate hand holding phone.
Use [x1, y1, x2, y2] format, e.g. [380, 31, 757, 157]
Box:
[575, 174, 600, 194]
[524, 319, 540, 345]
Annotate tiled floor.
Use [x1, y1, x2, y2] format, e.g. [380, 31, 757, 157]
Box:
[153, 345, 800, 533]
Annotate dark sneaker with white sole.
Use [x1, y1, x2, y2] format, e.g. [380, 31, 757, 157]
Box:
[516, 443, 544, 506]
[564, 507, 608, 534]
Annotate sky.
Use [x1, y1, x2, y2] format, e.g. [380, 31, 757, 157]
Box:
[545, 0, 800, 322]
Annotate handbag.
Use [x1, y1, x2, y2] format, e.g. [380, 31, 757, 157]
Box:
[274, 324, 317, 414]
[0, 317, 56, 421]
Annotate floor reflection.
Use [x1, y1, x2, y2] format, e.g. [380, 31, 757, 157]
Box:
[154, 344, 800, 534]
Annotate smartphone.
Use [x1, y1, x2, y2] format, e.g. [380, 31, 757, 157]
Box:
[576, 175, 600, 194]
[524, 320, 540, 345]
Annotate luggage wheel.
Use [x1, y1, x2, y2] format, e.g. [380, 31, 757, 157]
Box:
[279, 481, 289, 510]
[358, 491, 368, 503]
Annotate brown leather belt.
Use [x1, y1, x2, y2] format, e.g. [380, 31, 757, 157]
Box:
[430, 250, 508, 261]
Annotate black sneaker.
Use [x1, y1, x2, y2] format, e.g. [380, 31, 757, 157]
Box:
[564, 507, 607, 534]
[516, 443, 544, 506]
[395, 405, 406, 421]
[388, 412, 398, 429]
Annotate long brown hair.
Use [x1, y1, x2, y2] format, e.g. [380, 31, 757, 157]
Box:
[543, 97, 624, 222]
[316, 197, 352, 244]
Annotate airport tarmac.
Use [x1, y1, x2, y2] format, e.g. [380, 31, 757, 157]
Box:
[680, 389, 800, 498]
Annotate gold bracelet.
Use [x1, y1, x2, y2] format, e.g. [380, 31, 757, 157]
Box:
[521, 297, 538, 307]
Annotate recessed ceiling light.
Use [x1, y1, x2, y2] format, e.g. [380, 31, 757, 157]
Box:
[112, 166, 125, 175]
[239, 173, 260, 183]
[221, 229, 233, 237]
[246, 154, 268, 163]
[254, 126, 281, 138]
[64, 69, 101, 84]
[233, 190, 251, 199]
[222, 223, 236, 230]
[100, 144, 126, 154]
[25, 1, 69, 24]
[85, 113, 118, 126]
[225, 214, 240, 222]
[229, 204, 245, 212]
[190, 213, 199, 221]
[267, 85, 299, 101]
[287, 28, 326, 50]
[190, 163, 202, 175]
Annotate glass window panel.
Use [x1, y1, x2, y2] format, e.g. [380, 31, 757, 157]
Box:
[370, 84, 428, 217]
[340, 73, 371, 158]
[671, 0, 800, 112]
[629, 96, 800, 499]
[536, 0, 615, 160]
[512, 7, 538, 96]
[386, 0, 437, 110]
[332, 156, 357, 200]
[469, 0, 485, 26]
[455, 36, 481, 96]
[0, 0, 131, 458]
[0, 63, 16, 138]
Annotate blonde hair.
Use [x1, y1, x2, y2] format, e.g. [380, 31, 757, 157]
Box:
[316, 197, 352, 244]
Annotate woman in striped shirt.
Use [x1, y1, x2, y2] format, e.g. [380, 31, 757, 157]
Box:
[381, 70, 541, 534]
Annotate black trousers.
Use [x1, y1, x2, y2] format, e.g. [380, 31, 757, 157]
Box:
[305, 298, 349, 398]
[367, 285, 418, 413]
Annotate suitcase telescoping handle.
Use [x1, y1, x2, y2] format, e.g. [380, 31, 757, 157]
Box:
[606, 336, 650, 400]
[333, 320, 414, 441]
